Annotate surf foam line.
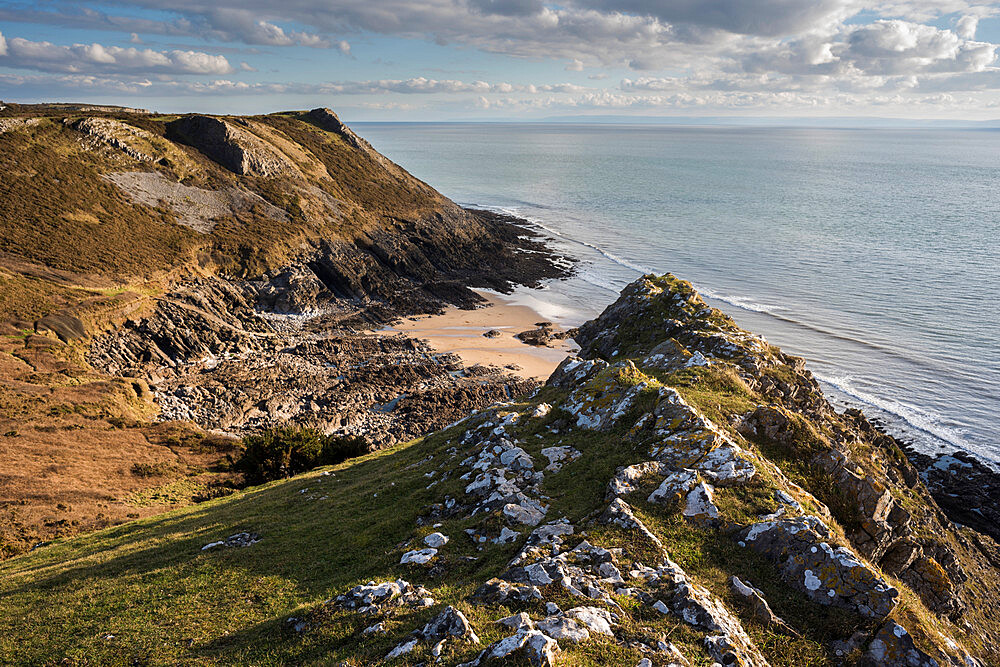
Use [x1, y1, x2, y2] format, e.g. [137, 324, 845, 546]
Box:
[814, 372, 984, 456]
[482, 204, 658, 275]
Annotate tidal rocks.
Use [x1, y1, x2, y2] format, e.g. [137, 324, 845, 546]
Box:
[88, 275, 538, 446]
[517, 322, 556, 346]
[906, 447, 1000, 543]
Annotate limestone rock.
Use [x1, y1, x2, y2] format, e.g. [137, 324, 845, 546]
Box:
[421, 606, 480, 644]
[462, 628, 561, 667]
[739, 516, 898, 619]
[167, 115, 292, 177]
[424, 532, 449, 548]
[400, 548, 437, 565]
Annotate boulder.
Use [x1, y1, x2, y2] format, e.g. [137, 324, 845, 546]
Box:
[739, 516, 898, 619]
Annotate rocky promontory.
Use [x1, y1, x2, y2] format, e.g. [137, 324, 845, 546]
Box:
[1, 104, 999, 666]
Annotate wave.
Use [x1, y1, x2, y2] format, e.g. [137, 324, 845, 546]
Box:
[484, 204, 658, 276]
[697, 287, 786, 315]
[815, 372, 975, 454]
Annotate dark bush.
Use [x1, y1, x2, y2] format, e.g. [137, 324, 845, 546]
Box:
[234, 427, 369, 484]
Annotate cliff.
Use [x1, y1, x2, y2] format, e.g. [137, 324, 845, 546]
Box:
[1, 275, 997, 666]
[0, 105, 567, 557]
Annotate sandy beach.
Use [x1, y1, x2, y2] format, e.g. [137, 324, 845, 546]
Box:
[376, 290, 579, 381]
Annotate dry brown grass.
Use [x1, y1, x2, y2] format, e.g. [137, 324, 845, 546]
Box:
[0, 330, 238, 559]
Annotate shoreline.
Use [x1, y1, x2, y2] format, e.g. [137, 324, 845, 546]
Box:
[376, 289, 579, 381]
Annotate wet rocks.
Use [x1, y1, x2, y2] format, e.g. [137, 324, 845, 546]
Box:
[906, 447, 1000, 543]
[88, 275, 539, 446]
[517, 322, 556, 346]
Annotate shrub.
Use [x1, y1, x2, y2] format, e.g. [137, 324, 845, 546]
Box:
[234, 427, 368, 485]
[130, 461, 177, 477]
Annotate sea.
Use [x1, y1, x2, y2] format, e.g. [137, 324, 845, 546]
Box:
[353, 122, 1000, 465]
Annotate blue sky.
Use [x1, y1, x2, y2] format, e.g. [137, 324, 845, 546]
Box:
[2, 1, 1000, 120]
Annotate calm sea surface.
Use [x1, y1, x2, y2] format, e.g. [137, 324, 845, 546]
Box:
[354, 123, 1000, 464]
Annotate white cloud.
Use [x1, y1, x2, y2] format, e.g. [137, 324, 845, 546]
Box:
[2, 1, 1000, 116]
[956, 15, 978, 40]
[0, 34, 233, 75]
[0, 31, 7, 57]
[574, 0, 855, 37]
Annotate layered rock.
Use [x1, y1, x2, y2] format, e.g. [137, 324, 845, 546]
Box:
[299, 273, 994, 666]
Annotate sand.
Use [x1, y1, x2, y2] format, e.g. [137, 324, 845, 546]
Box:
[376, 290, 579, 381]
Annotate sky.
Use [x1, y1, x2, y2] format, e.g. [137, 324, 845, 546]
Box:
[2, 1, 1000, 120]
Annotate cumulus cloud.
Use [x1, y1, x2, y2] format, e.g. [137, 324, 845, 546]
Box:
[2, 0, 1000, 116]
[743, 20, 997, 79]
[956, 15, 979, 39]
[0, 31, 7, 57]
[0, 34, 233, 75]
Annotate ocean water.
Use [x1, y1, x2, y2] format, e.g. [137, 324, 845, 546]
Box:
[354, 123, 1000, 465]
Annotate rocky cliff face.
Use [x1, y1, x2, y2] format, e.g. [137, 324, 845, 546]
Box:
[0, 105, 568, 555]
[276, 274, 998, 666]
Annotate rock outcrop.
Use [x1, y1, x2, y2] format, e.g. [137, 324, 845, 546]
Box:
[166, 115, 293, 177]
[290, 273, 996, 666]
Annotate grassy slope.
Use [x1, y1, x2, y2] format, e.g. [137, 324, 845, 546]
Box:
[0, 107, 468, 558]
[1, 276, 985, 666]
[1, 375, 873, 666]
[0, 108, 452, 312]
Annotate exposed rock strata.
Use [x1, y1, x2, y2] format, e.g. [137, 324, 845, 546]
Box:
[302, 273, 994, 666]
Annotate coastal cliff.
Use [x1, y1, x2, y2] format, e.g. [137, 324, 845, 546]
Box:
[2, 274, 999, 666]
[0, 105, 998, 666]
[0, 104, 567, 557]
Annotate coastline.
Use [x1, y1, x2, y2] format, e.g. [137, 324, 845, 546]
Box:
[376, 290, 579, 381]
